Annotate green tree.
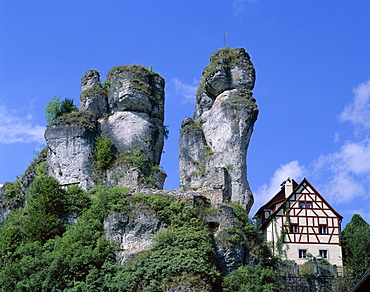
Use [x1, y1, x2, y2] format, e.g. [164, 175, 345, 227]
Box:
[23, 175, 66, 243]
[45, 95, 61, 124]
[45, 96, 78, 124]
[59, 98, 78, 116]
[341, 214, 370, 279]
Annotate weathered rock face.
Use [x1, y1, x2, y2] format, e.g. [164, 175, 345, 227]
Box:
[101, 65, 165, 166]
[179, 48, 258, 213]
[80, 69, 101, 92]
[45, 120, 98, 189]
[106, 164, 166, 189]
[207, 205, 247, 273]
[104, 206, 167, 265]
[44, 65, 166, 190]
[0, 185, 25, 224]
[99, 111, 164, 166]
[105, 66, 165, 120]
[80, 88, 108, 119]
[80, 70, 108, 119]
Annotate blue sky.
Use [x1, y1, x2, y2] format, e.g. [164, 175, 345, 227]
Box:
[0, 0, 369, 227]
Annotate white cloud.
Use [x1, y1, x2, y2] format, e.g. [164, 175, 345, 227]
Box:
[253, 79, 370, 211]
[311, 141, 369, 203]
[172, 78, 197, 103]
[252, 160, 305, 213]
[339, 79, 370, 129]
[315, 139, 370, 175]
[309, 81, 370, 203]
[0, 104, 45, 144]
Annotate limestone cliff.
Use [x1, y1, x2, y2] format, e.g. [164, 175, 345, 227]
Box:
[179, 48, 258, 213]
[45, 112, 98, 189]
[45, 65, 166, 190]
[1, 49, 260, 278]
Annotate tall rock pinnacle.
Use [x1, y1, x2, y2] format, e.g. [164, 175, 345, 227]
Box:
[179, 48, 258, 213]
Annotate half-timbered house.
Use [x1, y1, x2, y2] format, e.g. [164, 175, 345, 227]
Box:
[255, 177, 343, 266]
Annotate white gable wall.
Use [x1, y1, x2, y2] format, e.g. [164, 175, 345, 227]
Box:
[260, 179, 343, 266]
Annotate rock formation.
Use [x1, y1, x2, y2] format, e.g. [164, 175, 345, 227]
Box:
[45, 112, 98, 190]
[1, 48, 261, 277]
[179, 47, 258, 213]
[44, 65, 166, 190]
[104, 204, 168, 265]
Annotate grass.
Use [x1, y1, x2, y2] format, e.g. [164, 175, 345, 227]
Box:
[181, 120, 203, 133]
[106, 64, 153, 79]
[49, 111, 96, 129]
[80, 87, 108, 98]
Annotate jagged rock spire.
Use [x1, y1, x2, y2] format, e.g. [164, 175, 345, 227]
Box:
[179, 47, 258, 213]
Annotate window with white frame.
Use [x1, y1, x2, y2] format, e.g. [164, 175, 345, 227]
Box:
[319, 249, 328, 259]
[299, 249, 307, 259]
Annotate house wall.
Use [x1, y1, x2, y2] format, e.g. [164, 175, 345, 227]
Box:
[285, 243, 343, 266]
[265, 220, 343, 266]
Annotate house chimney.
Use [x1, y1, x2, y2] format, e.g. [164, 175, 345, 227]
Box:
[285, 177, 293, 198]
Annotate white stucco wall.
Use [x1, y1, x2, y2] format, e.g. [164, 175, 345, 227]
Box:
[285, 243, 343, 266]
[264, 217, 343, 266]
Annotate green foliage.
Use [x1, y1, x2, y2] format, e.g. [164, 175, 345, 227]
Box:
[224, 202, 271, 263]
[88, 186, 131, 220]
[49, 110, 96, 129]
[222, 263, 281, 292]
[45, 95, 61, 124]
[65, 185, 92, 215]
[341, 214, 370, 282]
[107, 64, 152, 79]
[23, 175, 66, 243]
[113, 147, 167, 187]
[45, 96, 78, 125]
[3, 178, 21, 199]
[60, 98, 78, 116]
[181, 120, 203, 133]
[0, 180, 129, 291]
[94, 134, 114, 169]
[303, 253, 330, 265]
[164, 124, 169, 140]
[334, 276, 355, 292]
[108, 194, 220, 291]
[104, 79, 111, 88]
[190, 160, 206, 177]
[0, 175, 283, 291]
[117, 148, 149, 170]
[148, 65, 155, 75]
